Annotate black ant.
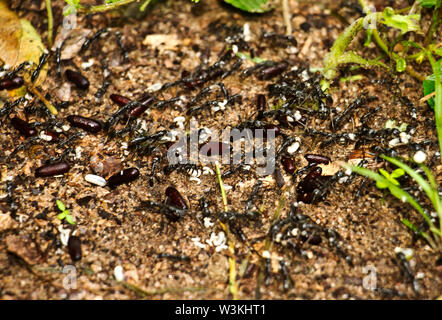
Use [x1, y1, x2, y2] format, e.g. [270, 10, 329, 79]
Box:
[57, 132, 84, 148]
[148, 157, 161, 187]
[240, 61, 275, 79]
[221, 58, 242, 79]
[8, 136, 41, 160]
[396, 251, 420, 295]
[140, 200, 186, 222]
[105, 100, 141, 129]
[199, 196, 212, 218]
[278, 260, 293, 291]
[81, 28, 108, 52]
[261, 31, 298, 48]
[115, 31, 128, 63]
[95, 59, 111, 102]
[3, 61, 30, 79]
[330, 94, 377, 130]
[156, 253, 191, 262]
[31, 52, 49, 82]
[0, 97, 25, 117]
[153, 97, 180, 109]
[360, 106, 382, 124]
[129, 130, 169, 155]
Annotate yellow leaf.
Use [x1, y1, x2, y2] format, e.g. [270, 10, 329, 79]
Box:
[0, 0, 47, 96]
[0, 1, 22, 67]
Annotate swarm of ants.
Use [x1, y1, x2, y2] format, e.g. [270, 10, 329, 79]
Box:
[0, 17, 431, 298]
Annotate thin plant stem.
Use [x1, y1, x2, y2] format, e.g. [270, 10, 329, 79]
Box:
[359, 0, 425, 81]
[78, 0, 136, 14]
[45, 0, 53, 48]
[424, 0, 442, 47]
[216, 162, 228, 211]
[215, 162, 238, 300]
[255, 193, 285, 299]
[281, 0, 292, 36]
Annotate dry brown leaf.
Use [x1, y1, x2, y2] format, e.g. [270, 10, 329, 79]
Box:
[53, 28, 91, 60]
[0, 213, 18, 232]
[5, 235, 42, 265]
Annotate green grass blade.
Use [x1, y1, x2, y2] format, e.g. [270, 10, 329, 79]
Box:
[402, 218, 429, 239]
[401, 218, 438, 249]
[381, 155, 439, 213]
[343, 164, 431, 224]
[419, 163, 438, 190]
[403, 41, 442, 159]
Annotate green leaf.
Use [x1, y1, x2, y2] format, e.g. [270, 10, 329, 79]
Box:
[429, 44, 442, 56]
[56, 200, 66, 212]
[235, 51, 266, 64]
[401, 218, 431, 241]
[340, 75, 364, 83]
[140, 0, 153, 11]
[381, 155, 436, 226]
[378, 168, 390, 179]
[376, 180, 388, 189]
[57, 212, 67, 220]
[337, 51, 388, 70]
[398, 123, 408, 132]
[420, 0, 437, 8]
[396, 58, 406, 72]
[65, 214, 76, 225]
[423, 61, 442, 108]
[364, 29, 373, 47]
[391, 168, 405, 179]
[342, 164, 426, 217]
[385, 119, 396, 129]
[415, 51, 426, 64]
[223, 0, 273, 13]
[63, 0, 82, 15]
[382, 7, 421, 34]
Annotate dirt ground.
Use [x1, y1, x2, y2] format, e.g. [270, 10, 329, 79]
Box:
[0, 0, 441, 300]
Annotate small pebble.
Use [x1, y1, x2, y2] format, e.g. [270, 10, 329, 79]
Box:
[114, 266, 124, 282]
[413, 150, 427, 163]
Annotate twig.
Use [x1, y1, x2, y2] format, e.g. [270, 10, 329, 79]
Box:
[420, 91, 436, 102]
[26, 84, 58, 115]
[281, 0, 292, 36]
[215, 162, 238, 300]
